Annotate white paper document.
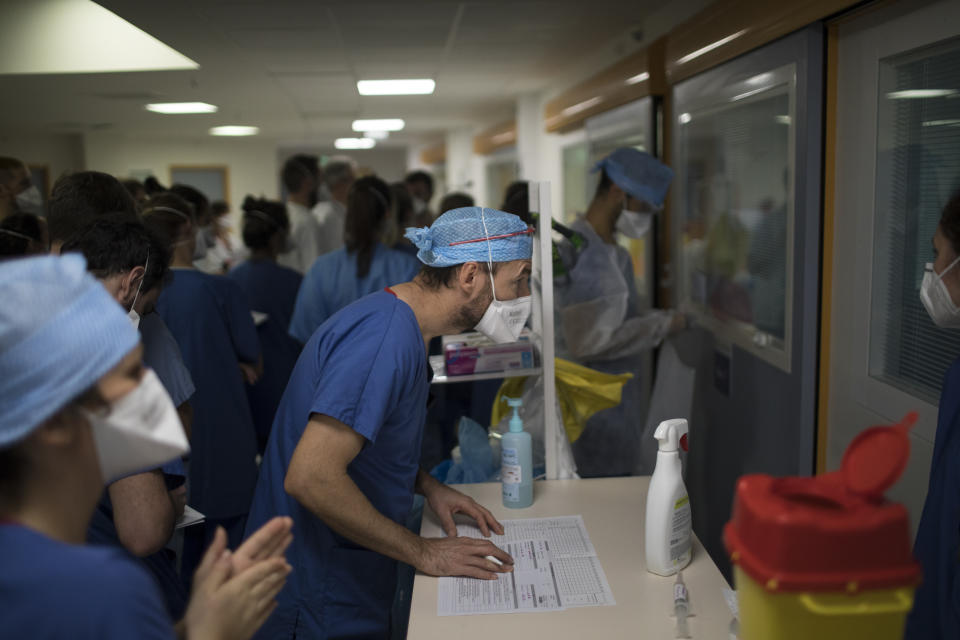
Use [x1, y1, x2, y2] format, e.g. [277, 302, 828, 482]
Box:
[175, 505, 206, 530]
[437, 516, 615, 616]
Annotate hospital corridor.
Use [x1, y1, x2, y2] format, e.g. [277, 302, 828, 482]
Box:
[0, 0, 958, 638]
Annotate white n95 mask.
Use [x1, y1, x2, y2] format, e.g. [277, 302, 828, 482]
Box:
[616, 208, 653, 239]
[472, 208, 531, 343]
[920, 257, 960, 328]
[15, 185, 43, 215]
[83, 369, 190, 484]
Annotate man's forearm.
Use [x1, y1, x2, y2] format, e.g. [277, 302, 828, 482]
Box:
[290, 469, 425, 567]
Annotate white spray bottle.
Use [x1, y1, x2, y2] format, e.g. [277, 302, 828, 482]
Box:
[645, 418, 692, 576]
[501, 397, 533, 508]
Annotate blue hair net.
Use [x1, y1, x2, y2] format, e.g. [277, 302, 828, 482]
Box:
[0, 255, 140, 447]
[405, 206, 533, 267]
[593, 147, 674, 208]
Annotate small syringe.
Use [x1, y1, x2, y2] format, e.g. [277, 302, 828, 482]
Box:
[674, 571, 691, 639]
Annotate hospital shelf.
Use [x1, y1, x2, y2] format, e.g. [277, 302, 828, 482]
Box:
[428, 355, 540, 384]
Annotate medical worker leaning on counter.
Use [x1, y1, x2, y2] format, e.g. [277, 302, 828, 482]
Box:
[0, 255, 293, 640]
[244, 207, 531, 639]
[556, 148, 686, 477]
[905, 188, 960, 640]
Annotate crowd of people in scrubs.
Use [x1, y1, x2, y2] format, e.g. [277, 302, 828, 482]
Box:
[0, 147, 958, 640]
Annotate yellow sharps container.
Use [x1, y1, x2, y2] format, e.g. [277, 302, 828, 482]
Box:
[724, 412, 921, 640]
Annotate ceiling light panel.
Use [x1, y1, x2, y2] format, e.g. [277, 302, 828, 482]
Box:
[357, 79, 435, 95]
[209, 125, 259, 136]
[352, 119, 404, 132]
[336, 138, 376, 149]
[146, 102, 218, 114]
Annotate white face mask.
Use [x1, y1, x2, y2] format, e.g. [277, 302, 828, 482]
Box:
[920, 257, 960, 328]
[82, 369, 190, 484]
[15, 185, 43, 215]
[472, 209, 531, 343]
[616, 208, 654, 238]
[192, 228, 208, 260]
[413, 197, 427, 215]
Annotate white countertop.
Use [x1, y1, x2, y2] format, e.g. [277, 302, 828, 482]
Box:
[410, 477, 735, 639]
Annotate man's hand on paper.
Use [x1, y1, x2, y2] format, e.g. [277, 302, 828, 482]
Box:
[417, 536, 514, 580]
[421, 477, 504, 538]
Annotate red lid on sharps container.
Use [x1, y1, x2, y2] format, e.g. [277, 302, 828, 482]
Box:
[723, 413, 921, 593]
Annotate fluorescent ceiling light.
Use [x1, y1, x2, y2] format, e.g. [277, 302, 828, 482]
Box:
[352, 119, 404, 132]
[923, 119, 960, 127]
[336, 138, 376, 149]
[357, 79, 435, 95]
[886, 89, 958, 99]
[677, 30, 748, 65]
[209, 125, 259, 136]
[363, 131, 390, 140]
[624, 72, 649, 86]
[731, 87, 767, 102]
[0, 0, 198, 74]
[678, 113, 692, 124]
[146, 102, 218, 114]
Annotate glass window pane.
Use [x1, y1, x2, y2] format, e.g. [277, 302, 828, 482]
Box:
[485, 158, 518, 209]
[677, 69, 794, 351]
[869, 37, 960, 404]
[561, 142, 589, 224]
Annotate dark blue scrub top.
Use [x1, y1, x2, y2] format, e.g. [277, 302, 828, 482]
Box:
[905, 356, 960, 639]
[0, 524, 174, 639]
[157, 268, 261, 519]
[245, 289, 429, 640]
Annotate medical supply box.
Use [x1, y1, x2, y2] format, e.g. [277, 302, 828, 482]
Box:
[442, 330, 535, 376]
[724, 412, 920, 640]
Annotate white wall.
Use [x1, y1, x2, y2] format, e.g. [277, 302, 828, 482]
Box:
[0, 132, 85, 190]
[83, 133, 279, 226]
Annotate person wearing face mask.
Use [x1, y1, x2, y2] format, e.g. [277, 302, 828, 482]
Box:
[555, 147, 686, 478]
[142, 194, 264, 587]
[905, 190, 960, 640]
[311, 159, 355, 256]
[61, 218, 197, 619]
[405, 169, 436, 227]
[288, 175, 420, 344]
[228, 197, 303, 453]
[0, 254, 295, 640]
[244, 206, 530, 639]
[278, 155, 326, 275]
[0, 157, 42, 220]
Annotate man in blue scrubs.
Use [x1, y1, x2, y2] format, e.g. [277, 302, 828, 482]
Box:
[246, 207, 533, 639]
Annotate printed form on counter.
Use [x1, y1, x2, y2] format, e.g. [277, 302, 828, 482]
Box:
[437, 516, 616, 616]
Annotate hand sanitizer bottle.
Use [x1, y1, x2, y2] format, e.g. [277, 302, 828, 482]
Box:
[501, 397, 533, 508]
[645, 419, 692, 575]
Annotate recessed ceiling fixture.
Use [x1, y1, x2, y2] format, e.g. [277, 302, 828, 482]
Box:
[357, 79, 435, 95]
[209, 125, 259, 136]
[886, 89, 958, 99]
[352, 119, 404, 132]
[364, 131, 389, 140]
[146, 102, 218, 114]
[336, 138, 376, 149]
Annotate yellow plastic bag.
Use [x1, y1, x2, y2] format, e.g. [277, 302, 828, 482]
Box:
[492, 358, 632, 443]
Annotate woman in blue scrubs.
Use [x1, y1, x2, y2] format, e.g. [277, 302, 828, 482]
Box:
[288, 175, 420, 343]
[0, 255, 290, 639]
[228, 196, 303, 453]
[906, 190, 960, 639]
[143, 193, 262, 579]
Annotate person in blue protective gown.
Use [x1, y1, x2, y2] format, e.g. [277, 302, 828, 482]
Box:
[288, 175, 420, 344]
[228, 196, 303, 453]
[143, 193, 263, 578]
[555, 148, 686, 477]
[0, 254, 292, 640]
[245, 206, 536, 639]
[905, 189, 960, 640]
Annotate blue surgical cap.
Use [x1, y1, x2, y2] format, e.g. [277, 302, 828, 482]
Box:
[593, 147, 674, 208]
[0, 255, 140, 447]
[405, 206, 533, 267]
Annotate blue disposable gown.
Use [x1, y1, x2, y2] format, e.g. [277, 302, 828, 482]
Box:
[0, 524, 174, 639]
[157, 268, 261, 519]
[288, 243, 420, 343]
[904, 356, 960, 639]
[245, 290, 429, 640]
[228, 259, 303, 452]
